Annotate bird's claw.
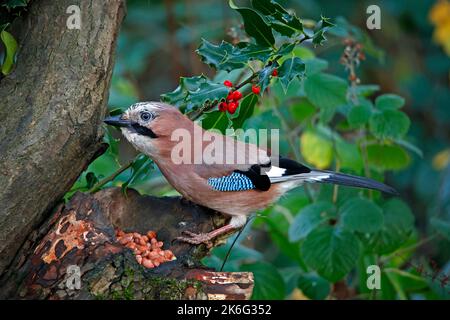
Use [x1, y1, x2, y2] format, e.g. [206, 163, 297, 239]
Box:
[176, 230, 213, 248]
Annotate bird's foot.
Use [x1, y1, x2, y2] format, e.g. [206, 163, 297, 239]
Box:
[176, 230, 213, 248]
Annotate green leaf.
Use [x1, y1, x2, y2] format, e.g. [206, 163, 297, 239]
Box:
[365, 199, 414, 254]
[367, 144, 411, 170]
[241, 262, 286, 299]
[232, 93, 258, 129]
[369, 110, 410, 140]
[4, 0, 27, 9]
[297, 273, 331, 300]
[229, 0, 275, 47]
[341, 197, 384, 233]
[1, 30, 18, 75]
[278, 56, 305, 92]
[304, 58, 328, 76]
[199, 110, 231, 133]
[251, 0, 303, 36]
[304, 73, 348, 114]
[355, 84, 380, 96]
[188, 81, 230, 106]
[197, 39, 272, 71]
[375, 94, 405, 111]
[258, 63, 278, 94]
[289, 201, 334, 242]
[335, 139, 363, 172]
[301, 226, 360, 282]
[430, 218, 450, 241]
[347, 100, 372, 127]
[312, 29, 326, 46]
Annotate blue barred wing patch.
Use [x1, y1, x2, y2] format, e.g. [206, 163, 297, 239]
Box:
[207, 172, 255, 191]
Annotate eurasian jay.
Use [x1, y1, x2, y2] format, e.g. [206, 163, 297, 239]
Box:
[104, 102, 398, 245]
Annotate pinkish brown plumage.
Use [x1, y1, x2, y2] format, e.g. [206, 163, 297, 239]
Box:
[104, 101, 398, 245]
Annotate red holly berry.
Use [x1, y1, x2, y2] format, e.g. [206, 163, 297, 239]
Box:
[272, 69, 278, 77]
[223, 80, 233, 87]
[227, 102, 238, 114]
[252, 85, 261, 95]
[232, 91, 243, 101]
[218, 102, 228, 112]
[226, 91, 234, 101]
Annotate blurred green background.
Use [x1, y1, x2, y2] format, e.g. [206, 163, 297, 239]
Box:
[98, 0, 450, 299]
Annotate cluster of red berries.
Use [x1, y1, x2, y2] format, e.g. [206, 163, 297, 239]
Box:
[219, 80, 242, 114]
[116, 228, 176, 269]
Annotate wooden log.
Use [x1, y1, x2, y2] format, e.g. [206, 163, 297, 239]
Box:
[0, 188, 254, 300]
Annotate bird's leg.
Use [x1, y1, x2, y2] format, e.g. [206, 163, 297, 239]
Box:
[176, 215, 246, 246]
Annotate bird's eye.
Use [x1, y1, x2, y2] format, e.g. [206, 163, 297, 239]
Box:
[140, 111, 153, 121]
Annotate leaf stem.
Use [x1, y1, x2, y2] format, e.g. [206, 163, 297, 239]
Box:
[88, 159, 134, 193]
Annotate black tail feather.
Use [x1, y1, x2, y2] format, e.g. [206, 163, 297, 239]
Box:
[317, 170, 399, 195]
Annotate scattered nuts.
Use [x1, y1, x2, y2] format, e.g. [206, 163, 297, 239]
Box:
[115, 228, 176, 269]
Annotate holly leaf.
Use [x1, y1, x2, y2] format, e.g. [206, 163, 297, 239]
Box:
[229, 0, 275, 48]
[301, 226, 360, 282]
[258, 62, 278, 94]
[232, 93, 258, 129]
[199, 110, 231, 133]
[340, 197, 384, 233]
[312, 29, 326, 46]
[197, 39, 272, 71]
[251, 0, 303, 36]
[188, 81, 230, 107]
[278, 56, 305, 92]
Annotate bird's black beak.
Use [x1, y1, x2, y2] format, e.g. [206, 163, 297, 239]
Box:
[103, 115, 131, 128]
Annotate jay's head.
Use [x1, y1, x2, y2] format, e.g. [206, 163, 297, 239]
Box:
[104, 102, 188, 157]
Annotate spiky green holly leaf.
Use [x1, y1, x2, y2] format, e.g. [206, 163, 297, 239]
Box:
[251, 0, 303, 36]
[229, 0, 275, 47]
[232, 93, 258, 129]
[196, 39, 272, 71]
[278, 56, 305, 92]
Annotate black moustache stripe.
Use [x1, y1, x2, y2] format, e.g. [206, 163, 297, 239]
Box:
[130, 123, 158, 138]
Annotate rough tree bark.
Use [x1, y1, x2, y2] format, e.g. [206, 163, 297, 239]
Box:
[0, 1, 254, 299]
[0, 0, 125, 275]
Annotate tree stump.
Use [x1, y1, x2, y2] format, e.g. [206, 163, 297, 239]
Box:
[0, 188, 254, 300]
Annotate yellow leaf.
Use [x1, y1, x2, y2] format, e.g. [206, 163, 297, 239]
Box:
[300, 130, 333, 169]
[429, 0, 450, 25]
[432, 148, 450, 170]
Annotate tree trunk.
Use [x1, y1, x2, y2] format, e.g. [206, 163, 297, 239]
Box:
[0, 0, 125, 275]
[0, 188, 253, 300]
